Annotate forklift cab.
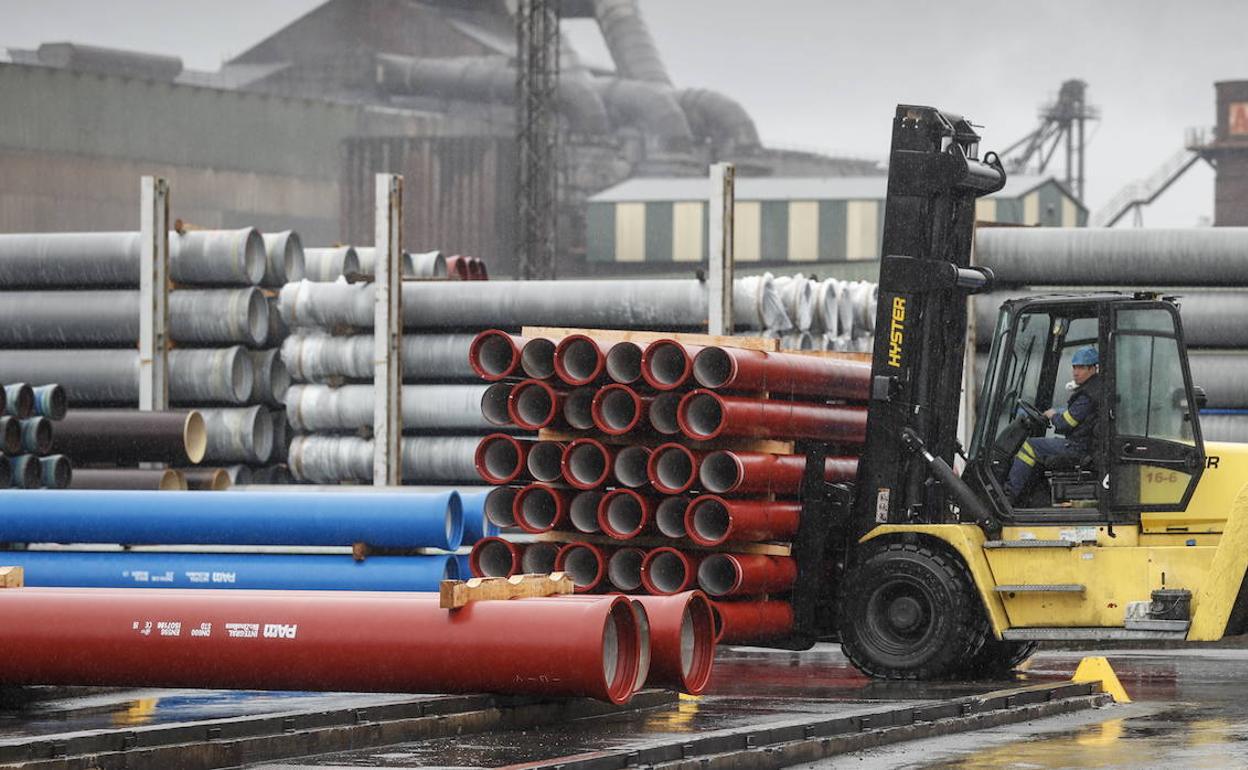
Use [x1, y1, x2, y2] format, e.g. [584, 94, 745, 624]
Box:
[964, 293, 1206, 523]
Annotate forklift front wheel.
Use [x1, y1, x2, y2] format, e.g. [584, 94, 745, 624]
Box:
[837, 541, 986, 680]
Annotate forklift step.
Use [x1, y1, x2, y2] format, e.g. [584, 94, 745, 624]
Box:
[983, 540, 1077, 549]
[994, 584, 1086, 593]
[1003, 627, 1188, 641]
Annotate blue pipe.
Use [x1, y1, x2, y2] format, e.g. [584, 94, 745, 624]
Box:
[1201, 408, 1248, 415]
[1, 550, 459, 591]
[0, 490, 463, 550]
[459, 490, 500, 544]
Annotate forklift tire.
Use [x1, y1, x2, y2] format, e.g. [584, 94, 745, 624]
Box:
[960, 636, 1039, 678]
[837, 541, 986, 680]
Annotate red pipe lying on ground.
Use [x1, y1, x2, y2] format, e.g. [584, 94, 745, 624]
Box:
[692, 346, 871, 401]
[641, 547, 702, 595]
[646, 443, 704, 495]
[474, 434, 535, 485]
[0, 587, 641, 703]
[591, 384, 653, 436]
[513, 483, 572, 534]
[554, 334, 613, 386]
[508, 379, 567, 430]
[555, 542, 612, 592]
[698, 450, 858, 495]
[697, 553, 797, 597]
[685, 495, 802, 547]
[633, 592, 716, 695]
[605, 341, 644, 385]
[713, 600, 795, 644]
[469, 330, 525, 381]
[678, 389, 868, 443]
[562, 438, 617, 490]
[641, 340, 704, 391]
[598, 488, 658, 539]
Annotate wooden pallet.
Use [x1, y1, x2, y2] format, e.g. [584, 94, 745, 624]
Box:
[0, 567, 24, 588]
[439, 572, 574, 609]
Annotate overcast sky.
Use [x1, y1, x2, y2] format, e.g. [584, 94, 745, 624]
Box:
[5, 0, 1243, 226]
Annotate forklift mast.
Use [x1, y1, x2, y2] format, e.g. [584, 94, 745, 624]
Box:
[851, 106, 1006, 533]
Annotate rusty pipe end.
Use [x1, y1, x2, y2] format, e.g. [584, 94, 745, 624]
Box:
[469, 329, 521, 381]
[592, 384, 642, 435]
[605, 341, 643, 384]
[508, 379, 558, 430]
[647, 443, 698, 495]
[554, 334, 606, 386]
[562, 438, 612, 490]
[698, 450, 743, 494]
[677, 389, 726, 441]
[474, 433, 527, 485]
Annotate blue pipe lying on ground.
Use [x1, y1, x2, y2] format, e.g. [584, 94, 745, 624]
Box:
[0, 490, 463, 550]
[459, 490, 499, 544]
[2, 550, 459, 591]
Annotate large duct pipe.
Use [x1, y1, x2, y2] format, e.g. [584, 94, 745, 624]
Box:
[562, 438, 616, 490]
[676, 88, 762, 156]
[285, 384, 496, 433]
[633, 592, 716, 695]
[592, 384, 653, 436]
[699, 450, 859, 495]
[70, 468, 187, 491]
[678, 390, 869, 443]
[198, 406, 273, 464]
[0, 589, 642, 703]
[0, 347, 254, 406]
[641, 547, 701, 595]
[282, 333, 477, 382]
[0, 488, 462, 549]
[302, 247, 360, 282]
[613, 445, 653, 489]
[7, 551, 455, 591]
[0, 228, 264, 287]
[685, 495, 802, 547]
[592, 0, 672, 85]
[714, 600, 795, 645]
[697, 553, 797, 598]
[287, 435, 480, 484]
[261, 231, 305, 287]
[471, 536, 521, 577]
[598, 488, 657, 539]
[642, 340, 703, 390]
[646, 443, 704, 495]
[555, 542, 612, 593]
[376, 53, 610, 135]
[279, 279, 777, 331]
[975, 228, 1248, 286]
[513, 483, 572, 534]
[0, 278, 273, 346]
[693, 347, 871, 401]
[475, 433, 534, 485]
[53, 411, 204, 464]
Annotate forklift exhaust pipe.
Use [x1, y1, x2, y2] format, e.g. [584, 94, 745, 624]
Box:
[633, 592, 717, 695]
[555, 542, 611, 592]
[470, 536, 522, 577]
[606, 341, 643, 385]
[554, 334, 612, 386]
[698, 450, 858, 495]
[697, 553, 797, 598]
[520, 541, 561, 575]
[654, 496, 691, 539]
[692, 346, 872, 402]
[713, 599, 795, 644]
[519, 338, 557, 380]
[592, 384, 652, 436]
[608, 547, 647, 592]
[526, 440, 567, 483]
[641, 340, 704, 390]
[678, 389, 868, 443]
[508, 379, 567, 430]
[648, 392, 683, 435]
[474, 434, 533, 485]
[647, 443, 704, 494]
[480, 382, 514, 427]
[685, 495, 802, 547]
[562, 438, 616, 490]
[598, 488, 657, 539]
[641, 547, 703, 595]
[612, 445, 652, 489]
[468, 330, 524, 381]
[513, 483, 572, 534]
[563, 386, 597, 431]
[569, 490, 606, 533]
[483, 486, 520, 528]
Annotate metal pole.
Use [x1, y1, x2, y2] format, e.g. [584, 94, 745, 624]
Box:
[138, 176, 169, 411]
[373, 174, 403, 486]
[707, 162, 735, 335]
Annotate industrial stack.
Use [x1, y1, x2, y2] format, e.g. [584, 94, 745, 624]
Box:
[0, 228, 301, 488]
[2, 382, 71, 488]
[465, 328, 872, 646]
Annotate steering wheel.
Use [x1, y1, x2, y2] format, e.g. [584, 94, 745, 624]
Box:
[1015, 400, 1047, 430]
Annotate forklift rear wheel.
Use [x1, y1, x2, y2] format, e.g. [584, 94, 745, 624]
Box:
[837, 541, 986, 680]
[961, 636, 1038, 678]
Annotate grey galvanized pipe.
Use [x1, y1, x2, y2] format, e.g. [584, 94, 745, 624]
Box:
[287, 435, 480, 484]
[303, 247, 360, 282]
[285, 384, 496, 433]
[1202, 414, 1248, 443]
[0, 228, 264, 287]
[197, 406, 274, 465]
[280, 278, 778, 331]
[248, 348, 290, 407]
[356, 248, 447, 279]
[281, 333, 477, 382]
[261, 231, 306, 287]
[593, 0, 673, 85]
[266, 297, 289, 347]
[772, 275, 815, 332]
[0, 347, 253, 406]
[973, 291, 1248, 349]
[975, 228, 1248, 286]
[0, 289, 269, 348]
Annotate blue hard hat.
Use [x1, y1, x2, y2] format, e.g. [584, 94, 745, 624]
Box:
[1072, 347, 1099, 366]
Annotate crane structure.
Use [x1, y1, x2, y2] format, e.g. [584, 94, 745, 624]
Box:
[1001, 79, 1099, 201]
[515, 0, 561, 280]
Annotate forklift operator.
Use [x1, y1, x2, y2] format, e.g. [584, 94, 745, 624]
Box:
[1006, 347, 1102, 504]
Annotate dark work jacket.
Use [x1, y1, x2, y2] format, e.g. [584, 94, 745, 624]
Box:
[1051, 373, 1101, 449]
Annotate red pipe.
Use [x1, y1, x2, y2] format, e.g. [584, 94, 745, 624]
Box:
[597, 488, 658, 539]
[633, 592, 716, 695]
[641, 547, 703, 595]
[480, 382, 515, 427]
[612, 445, 653, 489]
[526, 440, 568, 483]
[513, 483, 573, 534]
[507, 379, 567, 430]
[483, 486, 521, 528]
[605, 341, 643, 385]
[475, 259, 489, 280]
[569, 490, 606, 533]
[0, 587, 641, 703]
[654, 496, 692, 539]
[554, 334, 613, 386]
[692, 346, 871, 401]
[648, 392, 683, 435]
[474, 434, 534, 485]
[677, 389, 868, 443]
[445, 255, 471, 280]
[591, 384, 654, 436]
[563, 386, 598, 431]
[684, 495, 801, 547]
[607, 547, 647, 592]
[555, 542, 612, 593]
[468, 329, 524, 381]
[468, 257, 486, 280]
[641, 340, 704, 391]
[519, 338, 557, 380]
[646, 442, 705, 495]
[696, 553, 797, 597]
[520, 541, 561, 574]
[714, 600, 795, 645]
[698, 450, 858, 495]
[561, 438, 616, 490]
[470, 536, 522, 577]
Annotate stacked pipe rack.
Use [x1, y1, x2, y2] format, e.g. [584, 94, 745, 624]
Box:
[466, 326, 872, 647]
[2, 382, 71, 488]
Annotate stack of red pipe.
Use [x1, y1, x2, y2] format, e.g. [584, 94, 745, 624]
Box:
[468, 330, 871, 647]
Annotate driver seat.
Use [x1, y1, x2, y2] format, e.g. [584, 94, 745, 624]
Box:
[1041, 453, 1098, 506]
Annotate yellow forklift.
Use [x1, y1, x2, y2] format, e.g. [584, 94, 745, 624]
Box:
[822, 105, 1248, 679]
